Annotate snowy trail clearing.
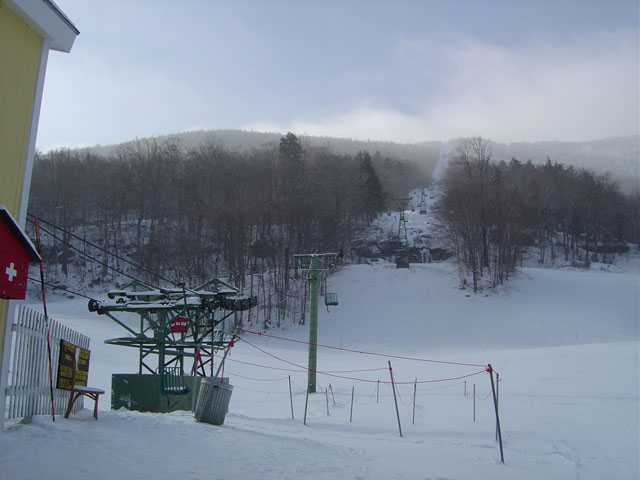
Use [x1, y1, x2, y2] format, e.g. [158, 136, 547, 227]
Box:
[1, 261, 638, 479]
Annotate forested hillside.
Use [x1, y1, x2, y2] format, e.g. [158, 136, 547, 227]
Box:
[438, 138, 640, 292]
[27, 132, 639, 326]
[27, 133, 427, 327]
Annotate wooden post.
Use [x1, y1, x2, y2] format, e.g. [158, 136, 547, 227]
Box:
[288, 376, 294, 419]
[488, 365, 505, 464]
[412, 378, 417, 425]
[464, 380, 467, 397]
[303, 386, 309, 425]
[350, 386, 354, 423]
[388, 361, 403, 438]
[376, 379, 379, 403]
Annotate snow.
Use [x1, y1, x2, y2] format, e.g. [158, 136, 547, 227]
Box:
[1, 185, 638, 479]
[1, 256, 637, 479]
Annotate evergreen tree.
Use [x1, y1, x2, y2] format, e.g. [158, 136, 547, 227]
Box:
[357, 151, 386, 222]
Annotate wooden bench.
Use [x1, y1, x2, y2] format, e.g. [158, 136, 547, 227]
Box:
[64, 385, 105, 420]
[61, 343, 105, 420]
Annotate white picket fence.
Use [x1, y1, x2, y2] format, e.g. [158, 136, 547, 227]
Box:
[4, 305, 90, 420]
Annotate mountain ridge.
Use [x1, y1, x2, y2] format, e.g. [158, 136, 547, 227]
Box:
[53, 129, 638, 192]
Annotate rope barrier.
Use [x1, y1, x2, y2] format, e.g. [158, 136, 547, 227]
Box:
[239, 328, 486, 368]
[226, 357, 386, 374]
[475, 391, 492, 401]
[353, 388, 377, 406]
[237, 335, 487, 385]
[395, 387, 415, 408]
[232, 385, 289, 395]
[222, 370, 290, 382]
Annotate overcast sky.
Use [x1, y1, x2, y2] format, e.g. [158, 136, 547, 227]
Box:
[37, 0, 639, 152]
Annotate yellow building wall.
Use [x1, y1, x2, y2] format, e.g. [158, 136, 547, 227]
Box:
[0, 3, 42, 213]
[0, 2, 44, 382]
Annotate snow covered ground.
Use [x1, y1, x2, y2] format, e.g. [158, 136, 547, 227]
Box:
[1, 256, 638, 480]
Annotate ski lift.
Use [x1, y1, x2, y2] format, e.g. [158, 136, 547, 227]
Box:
[323, 273, 338, 308]
[325, 292, 338, 307]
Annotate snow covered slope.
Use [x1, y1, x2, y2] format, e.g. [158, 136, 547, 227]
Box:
[317, 261, 639, 351]
[1, 257, 637, 480]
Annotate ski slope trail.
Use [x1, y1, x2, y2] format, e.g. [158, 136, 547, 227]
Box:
[314, 261, 639, 351]
[1, 261, 638, 479]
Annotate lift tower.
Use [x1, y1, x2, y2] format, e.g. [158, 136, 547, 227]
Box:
[294, 253, 339, 393]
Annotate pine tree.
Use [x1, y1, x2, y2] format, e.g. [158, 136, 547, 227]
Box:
[357, 151, 386, 222]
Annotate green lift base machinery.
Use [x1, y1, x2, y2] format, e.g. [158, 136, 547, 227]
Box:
[88, 278, 256, 413]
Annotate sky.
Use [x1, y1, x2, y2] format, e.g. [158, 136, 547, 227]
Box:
[36, 0, 639, 152]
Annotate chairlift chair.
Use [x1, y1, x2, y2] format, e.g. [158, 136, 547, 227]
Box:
[324, 292, 338, 306]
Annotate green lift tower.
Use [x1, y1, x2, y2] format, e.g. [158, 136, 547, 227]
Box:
[294, 253, 339, 393]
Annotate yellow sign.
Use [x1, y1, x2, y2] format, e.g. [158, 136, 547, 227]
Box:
[56, 340, 91, 390]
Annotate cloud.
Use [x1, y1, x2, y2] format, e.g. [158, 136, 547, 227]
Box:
[247, 30, 639, 143]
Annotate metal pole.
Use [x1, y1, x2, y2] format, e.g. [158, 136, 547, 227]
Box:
[495, 373, 500, 441]
[388, 361, 403, 437]
[412, 378, 417, 425]
[213, 336, 235, 380]
[377, 380, 379, 403]
[325, 387, 329, 415]
[488, 365, 505, 464]
[303, 386, 309, 425]
[308, 257, 320, 393]
[329, 383, 336, 405]
[350, 386, 354, 423]
[289, 375, 294, 419]
[473, 384, 476, 422]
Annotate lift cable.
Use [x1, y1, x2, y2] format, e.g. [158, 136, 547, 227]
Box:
[25, 216, 163, 291]
[26, 213, 175, 287]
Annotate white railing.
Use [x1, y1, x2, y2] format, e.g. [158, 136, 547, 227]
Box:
[4, 305, 90, 420]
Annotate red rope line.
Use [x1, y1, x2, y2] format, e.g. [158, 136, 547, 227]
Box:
[227, 356, 387, 374]
[237, 336, 487, 385]
[239, 328, 486, 367]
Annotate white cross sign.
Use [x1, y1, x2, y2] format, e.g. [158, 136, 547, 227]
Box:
[5, 263, 17, 282]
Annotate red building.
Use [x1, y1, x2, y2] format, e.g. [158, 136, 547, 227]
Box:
[0, 205, 40, 300]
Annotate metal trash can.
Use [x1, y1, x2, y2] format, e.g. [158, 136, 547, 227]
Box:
[194, 378, 233, 425]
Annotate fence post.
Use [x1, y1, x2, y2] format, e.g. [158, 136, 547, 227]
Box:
[350, 386, 354, 423]
[388, 361, 403, 438]
[487, 365, 505, 464]
[325, 387, 329, 416]
[303, 386, 309, 425]
[473, 384, 476, 422]
[288, 375, 294, 419]
[495, 373, 499, 441]
[412, 378, 417, 425]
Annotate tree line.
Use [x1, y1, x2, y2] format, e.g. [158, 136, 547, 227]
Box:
[28, 133, 426, 327]
[438, 138, 639, 292]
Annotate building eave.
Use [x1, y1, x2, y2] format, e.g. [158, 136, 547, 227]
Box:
[3, 0, 79, 52]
